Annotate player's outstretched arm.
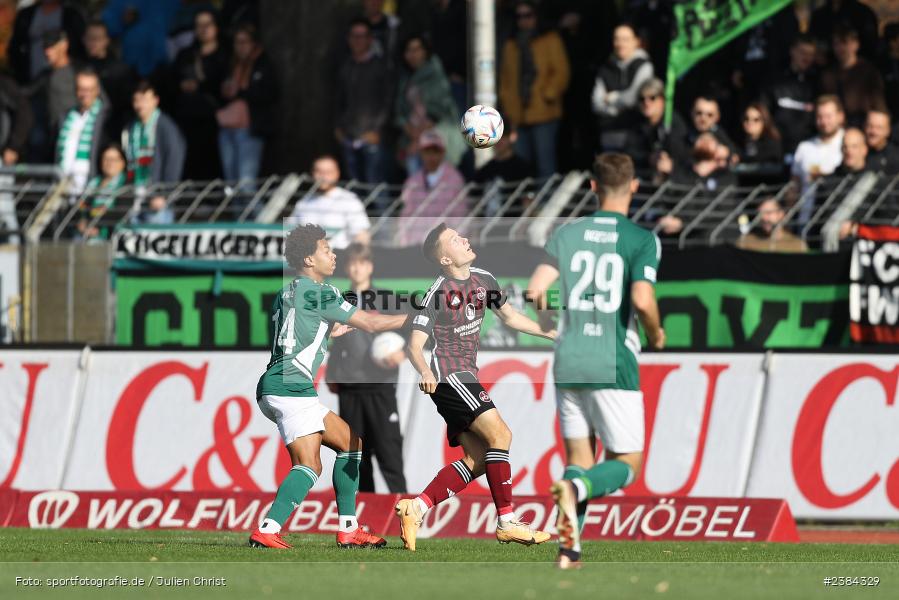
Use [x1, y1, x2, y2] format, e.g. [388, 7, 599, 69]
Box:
[493, 302, 556, 340]
[632, 281, 665, 350]
[347, 310, 408, 333]
[407, 329, 437, 393]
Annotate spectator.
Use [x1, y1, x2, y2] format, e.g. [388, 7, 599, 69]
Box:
[122, 80, 186, 185]
[880, 24, 899, 120]
[671, 133, 737, 191]
[398, 129, 466, 246]
[335, 19, 392, 185]
[473, 130, 533, 185]
[729, 10, 799, 105]
[684, 95, 736, 154]
[103, 0, 180, 78]
[173, 9, 229, 180]
[83, 20, 135, 135]
[736, 197, 808, 252]
[834, 127, 868, 175]
[624, 77, 688, 181]
[555, 4, 611, 171]
[591, 22, 653, 151]
[56, 68, 110, 195]
[820, 24, 884, 127]
[657, 134, 736, 236]
[8, 0, 86, 84]
[75, 143, 127, 240]
[0, 73, 31, 244]
[217, 23, 278, 184]
[864, 109, 899, 173]
[27, 29, 75, 161]
[0, 73, 33, 166]
[810, 0, 879, 61]
[326, 242, 408, 494]
[499, 1, 570, 178]
[791, 95, 845, 195]
[132, 193, 174, 225]
[363, 0, 400, 63]
[289, 156, 371, 249]
[430, 0, 467, 113]
[764, 34, 819, 155]
[737, 102, 783, 169]
[394, 35, 466, 174]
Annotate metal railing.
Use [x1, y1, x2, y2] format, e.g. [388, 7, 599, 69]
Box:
[2, 165, 898, 250]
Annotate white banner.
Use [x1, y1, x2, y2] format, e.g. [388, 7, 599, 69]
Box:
[0, 350, 83, 489]
[747, 354, 899, 519]
[2, 348, 897, 520]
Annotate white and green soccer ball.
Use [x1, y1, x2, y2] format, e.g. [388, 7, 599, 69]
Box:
[460, 105, 504, 149]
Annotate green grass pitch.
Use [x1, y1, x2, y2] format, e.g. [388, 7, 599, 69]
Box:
[1, 528, 896, 599]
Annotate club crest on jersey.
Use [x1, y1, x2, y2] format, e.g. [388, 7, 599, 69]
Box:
[479, 390, 491, 403]
[465, 303, 476, 320]
[476, 286, 486, 301]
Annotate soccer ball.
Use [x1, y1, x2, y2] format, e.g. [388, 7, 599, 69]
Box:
[370, 331, 406, 368]
[460, 105, 504, 149]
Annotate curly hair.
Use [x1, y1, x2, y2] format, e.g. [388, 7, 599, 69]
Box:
[285, 224, 326, 271]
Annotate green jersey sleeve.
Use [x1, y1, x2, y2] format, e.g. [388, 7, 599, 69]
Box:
[632, 232, 661, 284]
[542, 228, 560, 267]
[312, 284, 358, 324]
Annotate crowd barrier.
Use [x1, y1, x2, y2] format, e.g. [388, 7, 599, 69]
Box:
[1, 349, 897, 521]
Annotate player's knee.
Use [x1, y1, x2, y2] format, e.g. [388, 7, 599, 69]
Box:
[465, 455, 485, 477]
[350, 432, 363, 453]
[491, 423, 512, 449]
[300, 460, 323, 478]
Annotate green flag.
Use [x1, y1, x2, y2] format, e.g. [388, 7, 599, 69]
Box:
[664, 0, 792, 126]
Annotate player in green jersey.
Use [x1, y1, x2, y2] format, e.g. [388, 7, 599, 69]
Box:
[528, 153, 665, 569]
[250, 224, 408, 549]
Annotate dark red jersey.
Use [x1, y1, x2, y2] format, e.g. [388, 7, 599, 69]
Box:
[411, 267, 507, 381]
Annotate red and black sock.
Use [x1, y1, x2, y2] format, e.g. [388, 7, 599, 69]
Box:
[485, 448, 514, 520]
[419, 460, 473, 508]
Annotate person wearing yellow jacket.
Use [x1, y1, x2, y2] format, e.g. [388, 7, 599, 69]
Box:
[499, 1, 570, 178]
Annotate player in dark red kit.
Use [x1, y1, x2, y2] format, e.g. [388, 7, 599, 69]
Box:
[394, 223, 556, 550]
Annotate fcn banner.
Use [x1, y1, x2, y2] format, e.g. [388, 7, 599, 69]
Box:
[850, 225, 899, 343]
[665, 0, 792, 125]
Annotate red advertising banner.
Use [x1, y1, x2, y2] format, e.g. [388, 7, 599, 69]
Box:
[8, 490, 798, 543]
[850, 224, 899, 343]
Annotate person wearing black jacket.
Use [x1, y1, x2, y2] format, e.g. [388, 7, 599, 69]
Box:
[8, 0, 86, 85]
[326, 244, 408, 493]
[0, 74, 33, 165]
[736, 102, 784, 184]
[865, 109, 899, 173]
[763, 35, 818, 155]
[217, 23, 279, 183]
[172, 10, 229, 180]
[83, 20, 135, 136]
[623, 77, 689, 179]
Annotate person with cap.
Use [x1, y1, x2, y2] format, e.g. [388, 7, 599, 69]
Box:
[398, 129, 467, 246]
[25, 29, 77, 161]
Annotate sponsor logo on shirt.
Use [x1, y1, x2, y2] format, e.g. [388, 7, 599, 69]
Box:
[465, 304, 476, 321]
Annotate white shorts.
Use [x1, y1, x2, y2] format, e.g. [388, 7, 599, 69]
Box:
[258, 394, 331, 446]
[556, 388, 645, 453]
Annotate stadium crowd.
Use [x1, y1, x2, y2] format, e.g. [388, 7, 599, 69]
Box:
[0, 0, 898, 248]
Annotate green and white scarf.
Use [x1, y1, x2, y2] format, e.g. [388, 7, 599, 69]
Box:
[125, 108, 159, 186]
[56, 99, 102, 168]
